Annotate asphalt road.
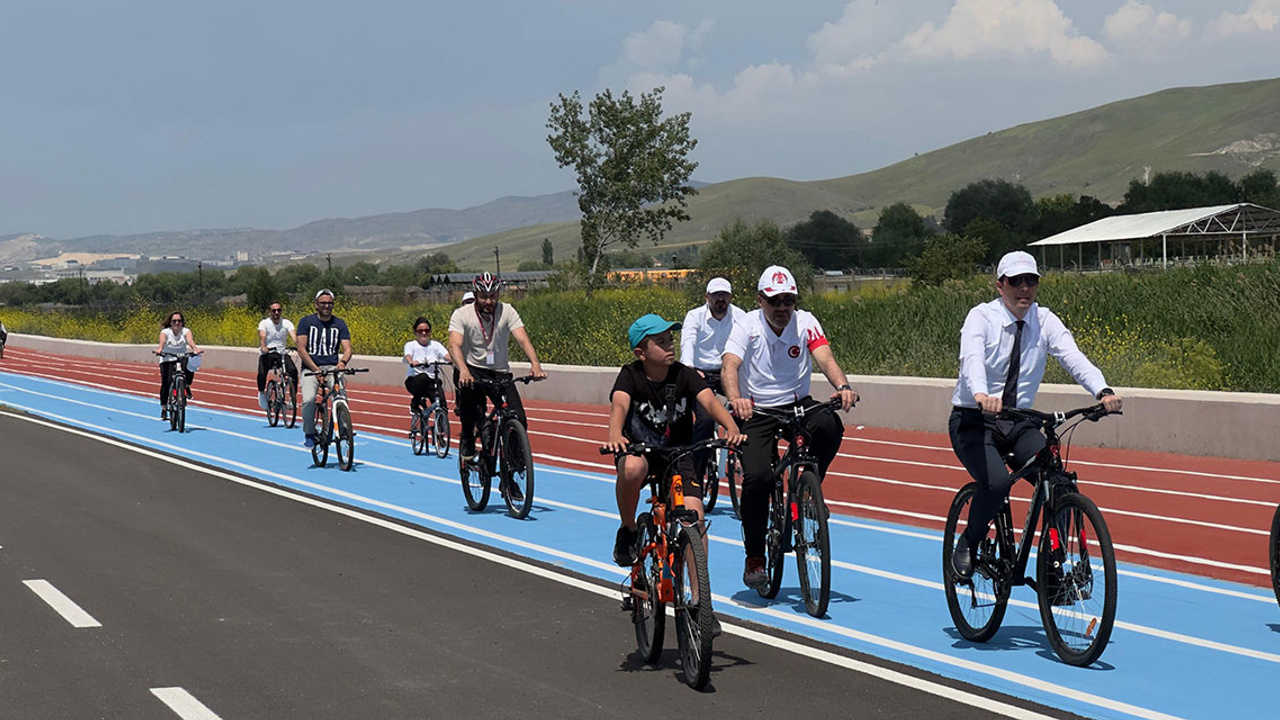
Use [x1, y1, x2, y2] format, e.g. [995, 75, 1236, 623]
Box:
[0, 410, 1080, 720]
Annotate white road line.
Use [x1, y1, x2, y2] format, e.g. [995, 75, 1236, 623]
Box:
[150, 687, 223, 720]
[23, 579, 102, 628]
[0, 410, 1181, 720]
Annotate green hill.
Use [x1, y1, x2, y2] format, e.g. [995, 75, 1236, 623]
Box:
[437, 76, 1280, 270]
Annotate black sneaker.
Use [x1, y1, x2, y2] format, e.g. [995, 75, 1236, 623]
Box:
[613, 525, 639, 567]
[951, 535, 974, 579]
[743, 557, 768, 589]
[502, 479, 525, 502]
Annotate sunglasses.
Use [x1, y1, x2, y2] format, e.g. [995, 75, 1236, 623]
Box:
[170, 319, 184, 324]
[1003, 274, 1040, 288]
[765, 295, 797, 308]
[269, 307, 282, 312]
[316, 301, 334, 307]
[414, 328, 431, 334]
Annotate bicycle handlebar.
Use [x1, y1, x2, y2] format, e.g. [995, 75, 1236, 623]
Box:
[1002, 403, 1121, 426]
[469, 374, 537, 387]
[304, 367, 370, 377]
[750, 397, 844, 423]
[154, 351, 201, 358]
[599, 437, 737, 457]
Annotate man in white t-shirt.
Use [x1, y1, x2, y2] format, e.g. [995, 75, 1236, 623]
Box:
[256, 302, 298, 410]
[681, 276, 748, 478]
[721, 265, 859, 590]
[403, 316, 450, 413]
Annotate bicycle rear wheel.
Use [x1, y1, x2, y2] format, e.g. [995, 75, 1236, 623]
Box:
[701, 445, 720, 514]
[410, 411, 427, 456]
[430, 404, 450, 459]
[758, 477, 786, 600]
[1271, 504, 1280, 609]
[284, 376, 298, 429]
[943, 482, 1011, 642]
[499, 419, 534, 519]
[312, 402, 330, 467]
[334, 402, 355, 471]
[632, 513, 665, 663]
[1038, 492, 1117, 667]
[266, 379, 281, 427]
[672, 522, 714, 689]
[793, 470, 831, 618]
[726, 452, 742, 520]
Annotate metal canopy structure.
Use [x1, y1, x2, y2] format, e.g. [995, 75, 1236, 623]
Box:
[1028, 203, 1280, 269]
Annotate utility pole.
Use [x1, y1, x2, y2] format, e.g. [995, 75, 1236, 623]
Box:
[326, 253, 332, 273]
[197, 261, 204, 302]
[493, 246, 501, 276]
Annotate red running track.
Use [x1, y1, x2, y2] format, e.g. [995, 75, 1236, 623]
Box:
[3, 345, 1278, 588]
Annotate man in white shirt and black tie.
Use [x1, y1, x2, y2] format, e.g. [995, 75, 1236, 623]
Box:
[949, 251, 1123, 579]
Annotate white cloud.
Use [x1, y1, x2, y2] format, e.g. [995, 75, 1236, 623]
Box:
[806, 0, 897, 68]
[1103, 2, 1192, 42]
[615, 19, 714, 74]
[897, 0, 1108, 69]
[1210, 0, 1280, 37]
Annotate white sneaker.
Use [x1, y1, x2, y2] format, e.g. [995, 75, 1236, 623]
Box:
[258, 392, 268, 410]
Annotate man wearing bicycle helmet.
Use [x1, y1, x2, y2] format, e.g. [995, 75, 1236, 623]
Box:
[948, 251, 1123, 579]
[297, 289, 352, 449]
[721, 265, 858, 590]
[447, 272, 547, 471]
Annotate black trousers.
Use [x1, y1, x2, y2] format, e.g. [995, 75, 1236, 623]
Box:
[159, 359, 193, 405]
[454, 365, 527, 454]
[256, 352, 298, 392]
[404, 374, 441, 412]
[948, 406, 1046, 544]
[690, 370, 724, 477]
[738, 396, 844, 558]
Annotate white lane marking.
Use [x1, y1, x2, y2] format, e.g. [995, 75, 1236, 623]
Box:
[150, 687, 223, 720]
[23, 579, 102, 628]
[2, 377, 1273, 581]
[0, 410, 1181, 720]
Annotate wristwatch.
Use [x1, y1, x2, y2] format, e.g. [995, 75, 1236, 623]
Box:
[1097, 388, 1115, 399]
[836, 384, 853, 392]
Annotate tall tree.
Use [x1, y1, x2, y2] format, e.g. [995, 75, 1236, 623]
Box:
[786, 210, 863, 270]
[541, 238, 555, 267]
[870, 202, 932, 268]
[942, 179, 1036, 236]
[547, 86, 698, 296]
[698, 219, 812, 299]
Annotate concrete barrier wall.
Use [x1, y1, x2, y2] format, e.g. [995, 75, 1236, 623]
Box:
[10, 333, 1280, 462]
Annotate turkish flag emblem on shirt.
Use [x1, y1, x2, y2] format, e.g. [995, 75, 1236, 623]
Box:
[788, 345, 801, 358]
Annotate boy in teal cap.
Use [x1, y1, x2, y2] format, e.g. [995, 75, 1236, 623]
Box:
[604, 314, 743, 629]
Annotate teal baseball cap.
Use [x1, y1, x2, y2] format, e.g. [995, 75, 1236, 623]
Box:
[628, 313, 682, 349]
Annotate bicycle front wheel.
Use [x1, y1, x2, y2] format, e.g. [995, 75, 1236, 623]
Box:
[430, 404, 450, 459]
[410, 412, 427, 456]
[1038, 492, 1117, 667]
[173, 383, 186, 434]
[726, 452, 742, 520]
[794, 470, 831, 618]
[1271, 504, 1280, 609]
[672, 522, 714, 689]
[633, 513, 665, 663]
[759, 478, 786, 600]
[460, 442, 490, 511]
[312, 402, 330, 467]
[943, 482, 1010, 642]
[266, 379, 281, 427]
[334, 402, 355, 471]
[499, 419, 534, 519]
[701, 446, 720, 514]
[284, 376, 298, 429]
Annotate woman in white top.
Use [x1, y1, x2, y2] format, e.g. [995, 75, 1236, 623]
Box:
[403, 316, 450, 413]
[155, 311, 202, 415]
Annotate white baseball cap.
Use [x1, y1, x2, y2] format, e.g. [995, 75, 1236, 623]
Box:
[757, 265, 797, 297]
[314, 288, 336, 301]
[996, 251, 1039, 279]
[461, 291, 475, 304]
[706, 277, 732, 294]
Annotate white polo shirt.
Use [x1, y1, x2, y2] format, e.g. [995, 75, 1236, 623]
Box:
[680, 303, 748, 371]
[724, 308, 829, 408]
[950, 299, 1108, 409]
[257, 318, 295, 351]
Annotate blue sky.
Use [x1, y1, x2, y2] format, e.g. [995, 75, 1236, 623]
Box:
[3, 0, 1278, 239]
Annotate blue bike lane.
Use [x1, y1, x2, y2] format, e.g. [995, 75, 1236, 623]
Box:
[2, 369, 1277, 720]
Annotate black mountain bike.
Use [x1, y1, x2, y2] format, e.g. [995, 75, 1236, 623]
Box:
[1269, 503, 1280, 609]
[943, 404, 1119, 667]
[696, 397, 741, 517]
[458, 374, 536, 519]
[604, 438, 735, 690]
[155, 350, 200, 434]
[308, 367, 368, 471]
[410, 361, 451, 458]
[752, 399, 841, 618]
[264, 348, 298, 429]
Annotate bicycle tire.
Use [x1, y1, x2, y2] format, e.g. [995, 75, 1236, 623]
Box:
[726, 452, 742, 520]
[793, 470, 831, 618]
[312, 401, 330, 467]
[701, 445, 720, 514]
[1038, 492, 1117, 667]
[1271, 504, 1280, 610]
[410, 411, 427, 456]
[266, 379, 281, 427]
[335, 401, 354, 471]
[167, 385, 180, 432]
[430, 404, 450, 459]
[499, 419, 534, 519]
[284, 376, 298, 429]
[758, 477, 786, 599]
[174, 395, 186, 434]
[633, 512, 665, 663]
[672, 523, 714, 689]
[943, 482, 1010, 643]
[460, 432, 490, 511]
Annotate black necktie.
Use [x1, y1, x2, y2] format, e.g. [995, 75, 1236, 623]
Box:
[1002, 320, 1025, 409]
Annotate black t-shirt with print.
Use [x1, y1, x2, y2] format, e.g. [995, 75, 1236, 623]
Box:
[611, 360, 708, 447]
